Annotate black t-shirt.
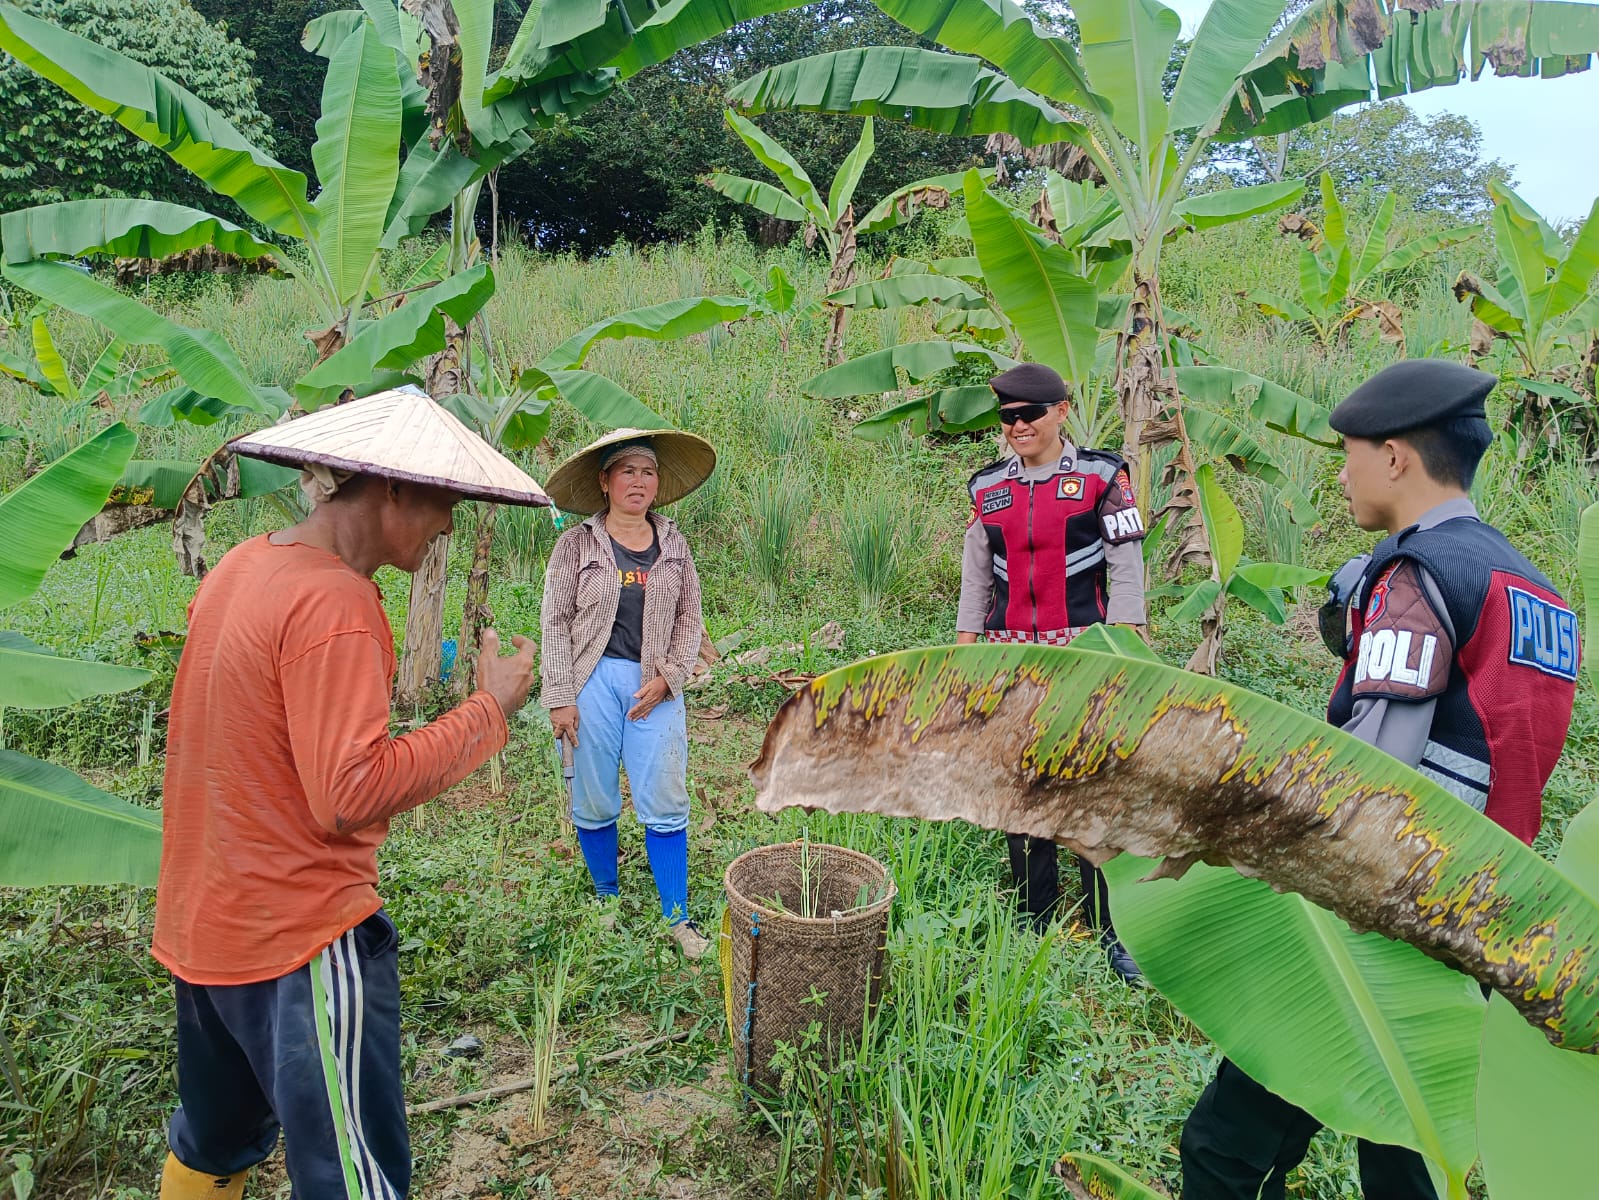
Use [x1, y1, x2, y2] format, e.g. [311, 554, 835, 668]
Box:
[603, 531, 660, 662]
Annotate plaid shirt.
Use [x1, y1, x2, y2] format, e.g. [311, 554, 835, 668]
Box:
[539, 511, 704, 709]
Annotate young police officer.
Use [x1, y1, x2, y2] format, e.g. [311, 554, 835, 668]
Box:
[1180, 359, 1579, 1199]
[956, 362, 1148, 983]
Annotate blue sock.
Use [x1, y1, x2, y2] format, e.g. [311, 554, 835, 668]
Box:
[644, 828, 689, 924]
[575, 823, 619, 897]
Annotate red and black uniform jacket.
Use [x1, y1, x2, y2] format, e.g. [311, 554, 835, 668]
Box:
[967, 447, 1145, 637]
[1327, 515, 1578, 844]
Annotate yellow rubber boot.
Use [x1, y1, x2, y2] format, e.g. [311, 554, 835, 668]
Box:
[159, 1152, 245, 1199]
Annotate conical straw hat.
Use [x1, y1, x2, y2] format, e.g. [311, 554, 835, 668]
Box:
[230, 387, 550, 507]
[544, 427, 716, 516]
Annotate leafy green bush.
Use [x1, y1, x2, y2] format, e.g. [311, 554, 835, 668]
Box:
[0, 0, 272, 215]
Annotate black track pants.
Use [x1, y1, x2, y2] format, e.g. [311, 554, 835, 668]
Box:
[1181, 1058, 1439, 1200]
[1004, 836, 1115, 939]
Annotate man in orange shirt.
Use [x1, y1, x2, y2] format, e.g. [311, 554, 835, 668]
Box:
[153, 390, 545, 1200]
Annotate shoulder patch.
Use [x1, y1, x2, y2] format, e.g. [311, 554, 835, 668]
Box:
[1353, 561, 1451, 700]
[1506, 585, 1580, 681]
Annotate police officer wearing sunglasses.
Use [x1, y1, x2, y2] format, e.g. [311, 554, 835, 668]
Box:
[1181, 359, 1579, 1199]
[956, 362, 1148, 984]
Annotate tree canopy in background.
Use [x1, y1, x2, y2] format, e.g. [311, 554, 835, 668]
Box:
[0, 0, 274, 216]
[1212, 100, 1515, 219]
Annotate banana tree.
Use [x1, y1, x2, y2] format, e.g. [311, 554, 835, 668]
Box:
[0, 422, 162, 890]
[1250, 172, 1480, 352]
[728, 0, 1599, 646]
[707, 111, 879, 365]
[749, 617, 1599, 1196]
[1454, 180, 1599, 463]
[0, 0, 803, 697]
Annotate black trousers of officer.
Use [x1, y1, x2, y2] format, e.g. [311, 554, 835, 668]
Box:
[1182, 1058, 1438, 1200]
[1004, 835, 1113, 938]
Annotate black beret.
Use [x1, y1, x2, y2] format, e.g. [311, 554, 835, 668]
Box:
[1329, 359, 1496, 439]
[990, 362, 1067, 405]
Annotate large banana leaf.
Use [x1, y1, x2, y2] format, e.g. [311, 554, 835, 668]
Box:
[749, 643, 1599, 1050]
[703, 173, 809, 224]
[539, 295, 753, 372]
[1477, 802, 1599, 1197]
[866, 0, 1100, 111]
[1055, 1152, 1171, 1199]
[857, 170, 974, 236]
[723, 109, 829, 229]
[119, 459, 202, 510]
[1183, 406, 1319, 526]
[380, 142, 484, 251]
[295, 264, 497, 409]
[1193, 463, 1245, 579]
[1105, 853, 1484, 1189]
[966, 173, 1098, 386]
[802, 341, 1017, 398]
[2, 261, 272, 416]
[0, 422, 136, 610]
[1076, 0, 1182, 149]
[1222, 0, 1599, 140]
[609, 0, 806, 78]
[0, 750, 161, 887]
[1582, 502, 1599, 673]
[1175, 364, 1338, 446]
[29, 317, 75, 399]
[0, 3, 314, 239]
[312, 18, 403, 303]
[826, 116, 874, 221]
[853, 384, 999, 440]
[515, 366, 669, 430]
[826, 274, 989, 311]
[0, 633, 151, 710]
[1168, 0, 1297, 133]
[1174, 180, 1304, 230]
[0, 200, 280, 267]
[727, 47, 1090, 149]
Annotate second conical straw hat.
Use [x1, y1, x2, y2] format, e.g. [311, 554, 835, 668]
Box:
[543, 427, 716, 515]
[230, 387, 549, 506]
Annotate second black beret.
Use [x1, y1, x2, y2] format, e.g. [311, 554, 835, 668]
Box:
[1329, 359, 1496, 439]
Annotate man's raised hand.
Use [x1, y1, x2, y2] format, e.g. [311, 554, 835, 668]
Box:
[478, 629, 537, 717]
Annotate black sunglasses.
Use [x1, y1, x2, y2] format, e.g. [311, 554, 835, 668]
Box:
[998, 402, 1055, 426]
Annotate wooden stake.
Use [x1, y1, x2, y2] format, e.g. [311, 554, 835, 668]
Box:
[407, 1030, 692, 1115]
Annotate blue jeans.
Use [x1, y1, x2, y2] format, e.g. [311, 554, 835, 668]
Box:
[572, 656, 690, 833]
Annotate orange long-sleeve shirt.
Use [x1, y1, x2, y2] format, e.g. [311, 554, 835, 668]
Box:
[153, 535, 508, 985]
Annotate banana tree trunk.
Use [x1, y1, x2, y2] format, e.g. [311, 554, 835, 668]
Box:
[396, 532, 449, 706]
[821, 204, 857, 367]
[1115, 270, 1222, 671]
[452, 502, 497, 699]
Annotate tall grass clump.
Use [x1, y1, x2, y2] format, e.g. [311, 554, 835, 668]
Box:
[739, 467, 812, 599]
[841, 482, 916, 612]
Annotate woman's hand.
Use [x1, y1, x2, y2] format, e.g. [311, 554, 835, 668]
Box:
[550, 705, 580, 746]
[628, 677, 671, 721]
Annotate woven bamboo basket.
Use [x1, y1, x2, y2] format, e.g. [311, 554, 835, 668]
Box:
[720, 841, 895, 1101]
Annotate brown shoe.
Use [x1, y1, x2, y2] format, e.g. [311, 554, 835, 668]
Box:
[668, 920, 711, 960]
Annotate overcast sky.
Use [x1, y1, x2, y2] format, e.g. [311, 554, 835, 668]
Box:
[1163, 0, 1599, 223]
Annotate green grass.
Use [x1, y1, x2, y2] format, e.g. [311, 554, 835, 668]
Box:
[1, 212, 1596, 1199]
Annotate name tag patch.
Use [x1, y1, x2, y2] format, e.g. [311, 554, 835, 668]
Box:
[981, 490, 1013, 516]
[1355, 628, 1439, 688]
[1507, 586, 1579, 680]
[1101, 508, 1144, 540]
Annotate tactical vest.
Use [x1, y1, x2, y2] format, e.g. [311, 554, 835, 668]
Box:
[967, 447, 1133, 636]
[1328, 516, 1577, 844]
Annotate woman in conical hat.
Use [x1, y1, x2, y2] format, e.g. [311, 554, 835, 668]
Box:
[539, 428, 716, 959]
[153, 388, 543, 1200]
